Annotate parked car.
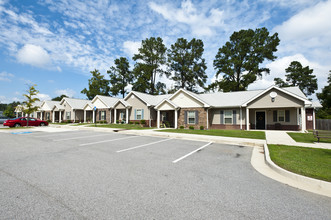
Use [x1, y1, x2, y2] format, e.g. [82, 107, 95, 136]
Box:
[3, 117, 48, 127]
[0, 116, 14, 124]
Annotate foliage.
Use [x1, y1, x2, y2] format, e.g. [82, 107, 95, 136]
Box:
[167, 38, 207, 92]
[274, 61, 318, 96]
[0, 101, 20, 112]
[132, 37, 167, 95]
[22, 84, 40, 127]
[135, 121, 140, 125]
[158, 129, 266, 140]
[52, 94, 68, 101]
[3, 104, 16, 118]
[179, 125, 184, 129]
[140, 119, 146, 125]
[108, 57, 134, 98]
[129, 121, 133, 124]
[189, 126, 194, 130]
[210, 27, 280, 92]
[200, 125, 204, 130]
[81, 69, 110, 99]
[268, 144, 331, 182]
[316, 71, 331, 118]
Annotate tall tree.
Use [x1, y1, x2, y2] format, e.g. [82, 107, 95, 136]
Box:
[316, 71, 331, 118]
[22, 84, 40, 127]
[107, 57, 134, 98]
[81, 69, 110, 99]
[167, 38, 207, 92]
[210, 27, 280, 92]
[3, 105, 15, 118]
[52, 94, 69, 101]
[274, 61, 318, 96]
[132, 37, 167, 95]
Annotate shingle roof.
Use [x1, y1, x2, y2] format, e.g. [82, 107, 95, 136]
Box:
[62, 98, 92, 110]
[128, 91, 171, 106]
[94, 95, 119, 108]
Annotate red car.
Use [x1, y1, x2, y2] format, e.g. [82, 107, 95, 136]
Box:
[3, 117, 48, 127]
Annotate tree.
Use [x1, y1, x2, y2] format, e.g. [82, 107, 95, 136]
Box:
[210, 27, 280, 92]
[3, 105, 15, 118]
[22, 84, 40, 127]
[81, 69, 110, 99]
[108, 57, 134, 98]
[132, 37, 167, 95]
[274, 61, 318, 96]
[167, 38, 207, 92]
[316, 71, 331, 118]
[52, 94, 68, 101]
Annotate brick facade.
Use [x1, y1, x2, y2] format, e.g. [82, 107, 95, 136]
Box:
[178, 108, 207, 129]
[96, 108, 111, 123]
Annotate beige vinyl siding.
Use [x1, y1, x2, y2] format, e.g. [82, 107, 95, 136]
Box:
[115, 102, 125, 109]
[171, 91, 203, 108]
[211, 108, 243, 125]
[247, 88, 304, 108]
[158, 101, 175, 111]
[126, 94, 149, 120]
[63, 101, 74, 120]
[93, 98, 107, 108]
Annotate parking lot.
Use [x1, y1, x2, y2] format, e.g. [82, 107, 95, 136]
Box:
[0, 129, 330, 219]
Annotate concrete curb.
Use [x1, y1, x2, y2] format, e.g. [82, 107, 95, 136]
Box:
[263, 143, 331, 197]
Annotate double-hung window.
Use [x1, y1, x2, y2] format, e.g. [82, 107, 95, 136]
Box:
[136, 109, 142, 120]
[187, 111, 196, 124]
[278, 110, 285, 122]
[46, 112, 50, 120]
[100, 111, 106, 120]
[66, 112, 71, 120]
[224, 110, 233, 124]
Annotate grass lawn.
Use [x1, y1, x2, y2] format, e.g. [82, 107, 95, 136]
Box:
[287, 132, 331, 144]
[87, 123, 154, 130]
[268, 144, 331, 182]
[158, 129, 265, 140]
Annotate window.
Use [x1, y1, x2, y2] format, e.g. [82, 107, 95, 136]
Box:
[46, 112, 50, 120]
[188, 111, 196, 124]
[136, 109, 142, 120]
[278, 110, 285, 122]
[224, 110, 233, 124]
[101, 111, 106, 120]
[66, 112, 71, 120]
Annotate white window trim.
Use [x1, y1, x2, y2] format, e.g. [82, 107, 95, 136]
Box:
[101, 111, 106, 120]
[136, 109, 142, 120]
[66, 112, 71, 120]
[224, 110, 233, 124]
[187, 111, 196, 124]
[278, 110, 285, 122]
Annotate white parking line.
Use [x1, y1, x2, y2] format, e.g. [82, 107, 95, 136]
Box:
[54, 133, 112, 141]
[117, 138, 172, 153]
[33, 131, 88, 138]
[79, 135, 138, 146]
[172, 142, 212, 163]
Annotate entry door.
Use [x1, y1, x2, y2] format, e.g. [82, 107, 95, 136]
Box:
[256, 112, 265, 129]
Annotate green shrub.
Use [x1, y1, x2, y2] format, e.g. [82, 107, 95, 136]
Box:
[189, 126, 194, 130]
[47, 120, 52, 123]
[165, 121, 170, 127]
[135, 121, 140, 125]
[180, 126, 184, 129]
[200, 125, 204, 130]
[116, 120, 119, 124]
[140, 119, 146, 125]
[129, 121, 133, 124]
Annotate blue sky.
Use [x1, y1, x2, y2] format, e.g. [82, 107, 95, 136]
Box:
[0, 0, 330, 103]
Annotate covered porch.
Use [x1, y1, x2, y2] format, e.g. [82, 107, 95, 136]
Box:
[155, 99, 179, 129]
[52, 104, 65, 123]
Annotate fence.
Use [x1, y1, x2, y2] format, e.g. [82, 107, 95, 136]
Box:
[316, 119, 331, 130]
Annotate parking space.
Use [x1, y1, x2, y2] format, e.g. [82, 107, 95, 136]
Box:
[0, 129, 330, 219]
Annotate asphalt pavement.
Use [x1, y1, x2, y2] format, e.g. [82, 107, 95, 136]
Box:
[0, 130, 330, 219]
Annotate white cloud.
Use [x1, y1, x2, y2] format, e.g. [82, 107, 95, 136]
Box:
[0, 71, 14, 81]
[55, 88, 76, 98]
[149, 0, 225, 37]
[123, 41, 141, 57]
[17, 44, 51, 68]
[36, 93, 51, 101]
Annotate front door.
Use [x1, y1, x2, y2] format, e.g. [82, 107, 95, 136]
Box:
[256, 112, 265, 129]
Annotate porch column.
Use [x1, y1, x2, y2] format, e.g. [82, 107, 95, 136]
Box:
[114, 109, 117, 124]
[149, 108, 151, 128]
[109, 109, 112, 124]
[206, 108, 208, 130]
[92, 110, 95, 123]
[246, 108, 249, 130]
[16, 112, 18, 117]
[73, 110, 76, 123]
[59, 111, 62, 123]
[301, 107, 306, 132]
[240, 107, 243, 130]
[175, 109, 178, 129]
[84, 110, 86, 123]
[313, 108, 316, 130]
[126, 108, 129, 124]
[157, 110, 160, 128]
[52, 111, 55, 123]
[41, 112, 43, 120]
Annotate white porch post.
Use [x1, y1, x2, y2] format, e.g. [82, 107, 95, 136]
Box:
[246, 108, 249, 130]
[114, 109, 117, 124]
[157, 110, 160, 128]
[175, 109, 178, 129]
[84, 110, 86, 123]
[313, 108, 316, 130]
[126, 108, 129, 124]
[301, 107, 306, 132]
[297, 108, 300, 128]
[41, 112, 43, 120]
[92, 110, 95, 123]
[240, 107, 243, 130]
[59, 111, 62, 123]
[109, 109, 112, 124]
[206, 108, 208, 130]
[52, 111, 55, 123]
[73, 110, 76, 123]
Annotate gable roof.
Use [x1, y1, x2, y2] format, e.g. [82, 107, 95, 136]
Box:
[155, 98, 179, 110]
[92, 95, 119, 108]
[113, 99, 131, 108]
[41, 100, 60, 111]
[168, 88, 210, 107]
[60, 98, 92, 110]
[125, 91, 171, 106]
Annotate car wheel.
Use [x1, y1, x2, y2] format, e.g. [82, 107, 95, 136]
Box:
[14, 123, 21, 127]
[40, 123, 45, 126]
